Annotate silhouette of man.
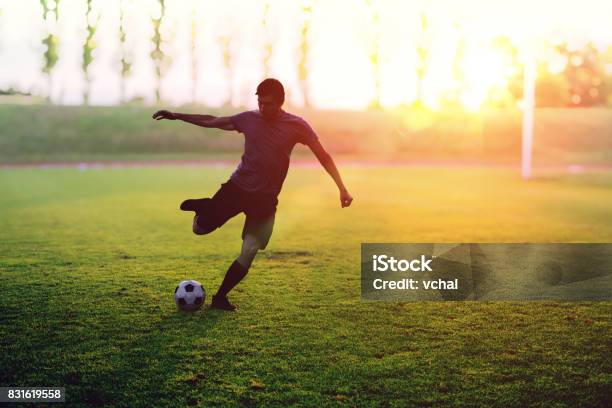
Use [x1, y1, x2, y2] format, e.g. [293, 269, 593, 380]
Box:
[153, 78, 353, 310]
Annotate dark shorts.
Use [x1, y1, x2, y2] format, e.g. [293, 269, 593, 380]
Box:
[192, 180, 278, 249]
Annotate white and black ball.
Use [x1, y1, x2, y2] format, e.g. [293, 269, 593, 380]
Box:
[174, 280, 205, 311]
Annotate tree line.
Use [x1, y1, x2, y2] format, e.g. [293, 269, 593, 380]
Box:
[30, 0, 612, 108]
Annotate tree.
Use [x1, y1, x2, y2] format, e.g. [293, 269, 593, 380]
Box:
[190, 1, 199, 103]
[82, 0, 100, 105]
[601, 45, 612, 107]
[414, 11, 429, 106]
[118, 0, 132, 103]
[219, 35, 234, 106]
[150, 0, 171, 103]
[365, 0, 381, 109]
[297, 0, 314, 107]
[561, 42, 606, 107]
[439, 21, 465, 109]
[40, 0, 60, 102]
[261, 0, 272, 79]
[489, 36, 521, 108]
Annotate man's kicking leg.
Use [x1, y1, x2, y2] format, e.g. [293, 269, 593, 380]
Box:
[211, 234, 262, 311]
[183, 182, 244, 235]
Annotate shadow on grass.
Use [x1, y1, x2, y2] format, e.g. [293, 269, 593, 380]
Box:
[68, 305, 226, 406]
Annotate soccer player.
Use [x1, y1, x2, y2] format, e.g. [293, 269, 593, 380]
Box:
[152, 78, 353, 311]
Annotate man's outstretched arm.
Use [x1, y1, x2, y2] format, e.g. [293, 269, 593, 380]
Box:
[307, 139, 353, 208]
[152, 110, 235, 131]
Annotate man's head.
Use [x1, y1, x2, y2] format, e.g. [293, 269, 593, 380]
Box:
[256, 78, 284, 120]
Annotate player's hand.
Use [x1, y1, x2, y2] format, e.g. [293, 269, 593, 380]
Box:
[340, 189, 353, 208]
[152, 110, 176, 120]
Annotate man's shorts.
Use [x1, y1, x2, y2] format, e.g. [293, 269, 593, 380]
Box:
[192, 180, 278, 249]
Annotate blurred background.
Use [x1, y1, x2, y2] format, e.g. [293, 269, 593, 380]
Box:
[1, 0, 611, 167]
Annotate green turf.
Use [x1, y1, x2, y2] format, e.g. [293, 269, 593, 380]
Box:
[0, 166, 610, 407]
[2, 104, 612, 165]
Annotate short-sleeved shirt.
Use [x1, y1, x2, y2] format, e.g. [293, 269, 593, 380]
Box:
[229, 109, 319, 196]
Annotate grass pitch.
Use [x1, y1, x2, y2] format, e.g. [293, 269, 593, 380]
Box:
[1, 166, 610, 406]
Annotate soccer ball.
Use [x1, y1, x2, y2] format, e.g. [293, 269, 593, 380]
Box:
[174, 280, 206, 311]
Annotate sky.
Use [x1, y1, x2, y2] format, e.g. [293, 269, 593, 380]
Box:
[0, 0, 611, 110]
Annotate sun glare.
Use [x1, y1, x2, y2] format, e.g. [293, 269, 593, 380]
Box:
[0, 0, 610, 109]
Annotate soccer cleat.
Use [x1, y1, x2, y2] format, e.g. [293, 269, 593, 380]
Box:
[180, 198, 211, 213]
[210, 294, 238, 311]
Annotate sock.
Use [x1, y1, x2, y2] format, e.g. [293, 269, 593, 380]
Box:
[216, 259, 249, 298]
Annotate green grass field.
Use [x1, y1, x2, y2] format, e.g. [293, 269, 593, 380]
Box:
[1, 104, 612, 165]
[1, 166, 611, 407]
